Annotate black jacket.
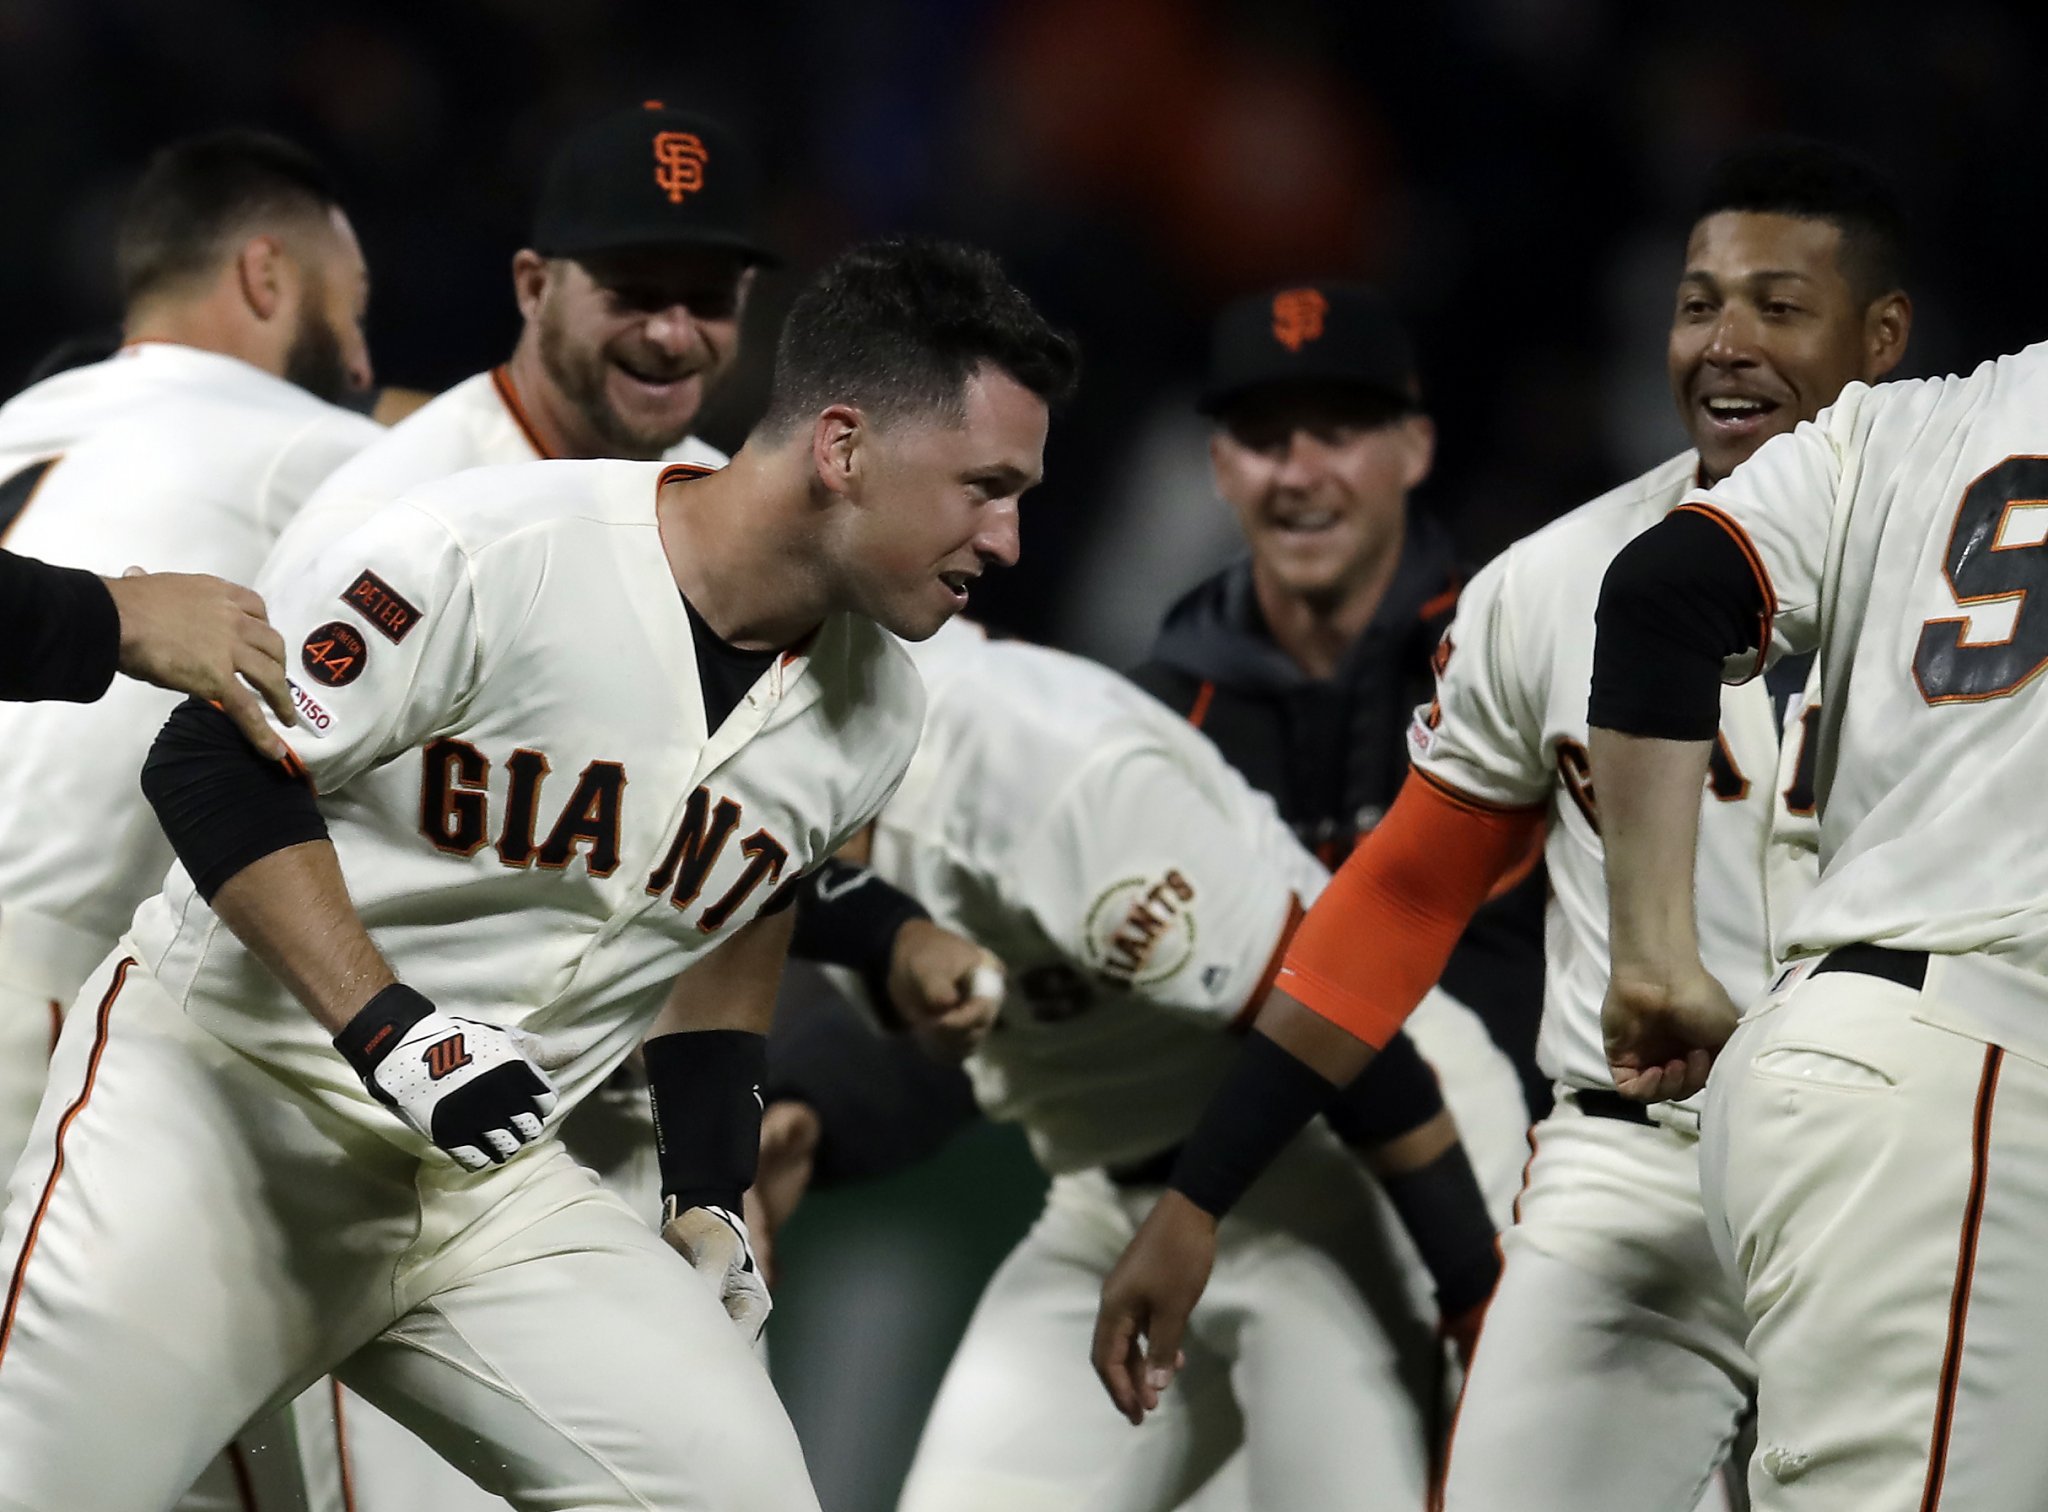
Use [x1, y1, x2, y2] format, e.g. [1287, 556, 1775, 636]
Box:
[1132, 515, 1550, 1114]
[0, 549, 119, 705]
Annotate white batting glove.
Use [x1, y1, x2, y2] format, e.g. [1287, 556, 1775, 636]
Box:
[335, 985, 559, 1171]
[662, 1198, 771, 1344]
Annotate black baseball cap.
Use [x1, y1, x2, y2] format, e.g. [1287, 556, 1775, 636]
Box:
[530, 102, 778, 266]
[1197, 281, 1418, 415]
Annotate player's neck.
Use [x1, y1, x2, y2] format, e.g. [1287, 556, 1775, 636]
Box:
[655, 447, 830, 651]
[1250, 534, 1404, 682]
[124, 296, 284, 381]
[501, 341, 598, 460]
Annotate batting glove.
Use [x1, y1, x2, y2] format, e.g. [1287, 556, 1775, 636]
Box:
[662, 1197, 771, 1344]
[335, 984, 558, 1171]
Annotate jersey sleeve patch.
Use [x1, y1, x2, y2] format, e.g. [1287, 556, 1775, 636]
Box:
[301, 621, 368, 688]
[1083, 869, 1199, 988]
[342, 569, 424, 644]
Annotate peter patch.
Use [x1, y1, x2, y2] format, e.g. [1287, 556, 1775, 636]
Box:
[1085, 869, 1198, 988]
[342, 569, 422, 644]
[302, 621, 368, 687]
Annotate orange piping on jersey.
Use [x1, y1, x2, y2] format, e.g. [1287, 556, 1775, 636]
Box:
[332, 1376, 359, 1512]
[1418, 581, 1462, 623]
[1673, 501, 1778, 682]
[490, 365, 557, 460]
[1920, 1044, 2002, 1511]
[1232, 893, 1306, 1029]
[1432, 1119, 1541, 1512]
[1185, 680, 1216, 730]
[1278, 773, 1544, 1048]
[0, 455, 61, 548]
[0, 957, 130, 1371]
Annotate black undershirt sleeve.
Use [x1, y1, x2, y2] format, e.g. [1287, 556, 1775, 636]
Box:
[140, 697, 329, 899]
[0, 550, 120, 704]
[1319, 1030, 1443, 1146]
[1588, 507, 1768, 740]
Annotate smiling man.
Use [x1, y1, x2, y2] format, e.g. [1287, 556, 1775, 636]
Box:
[1094, 139, 1912, 1512]
[271, 101, 761, 578]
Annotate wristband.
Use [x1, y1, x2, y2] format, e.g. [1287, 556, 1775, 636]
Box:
[1168, 1032, 1339, 1219]
[788, 859, 931, 1024]
[646, 1030, 767, 1213]
[333, 983, 435, 1078]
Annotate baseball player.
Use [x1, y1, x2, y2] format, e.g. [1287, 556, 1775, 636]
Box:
[1093, 139, 1913, 1512]
[0, 129, 376, 1178]
[286, 102, 1002, 1512]
[1588, 255, 2048, 1512]
[764, 619, 1515, 1512]
[0, 235, 1074, 1512]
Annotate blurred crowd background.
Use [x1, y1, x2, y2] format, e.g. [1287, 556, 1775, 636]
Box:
[7, 1, 2047, 1506]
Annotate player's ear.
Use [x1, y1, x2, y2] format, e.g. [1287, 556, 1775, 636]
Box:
[1862, 291, 1912, 383]
[809, 405, 864, 503]
[234, 235, 288, 324]
[510, 250, 551, 321]
[1398, 413, 1436, 492]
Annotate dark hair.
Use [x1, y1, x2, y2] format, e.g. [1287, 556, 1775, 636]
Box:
[758, 237, 1079, 434]
[1692, 137, 1908, 303]
[116, 130, 341, 308]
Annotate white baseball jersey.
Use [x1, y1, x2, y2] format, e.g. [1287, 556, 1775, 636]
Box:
[1408, 450, 1819, 1094]
[867, 621, 1326, 1174]
[129, 457, 922, 1148]
[1684, 339, 2048, 974]
[0, 344, 378, 958]
[269, 366, 726, 587]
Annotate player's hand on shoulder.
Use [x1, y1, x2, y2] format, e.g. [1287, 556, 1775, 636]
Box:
[663, 1198, 771, 1345]
[334, 984, 558, 1170]
[888, 919, 1005, 1059]
[1601, 963, 1739, 1103]
[1092, 1189, 1210, 1426]
[106, 565, 296, 760]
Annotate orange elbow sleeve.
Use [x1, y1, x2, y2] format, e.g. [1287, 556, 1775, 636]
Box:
[1276, 772, 1545, 1047]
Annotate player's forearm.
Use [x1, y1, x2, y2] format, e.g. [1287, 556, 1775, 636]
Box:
[1588, 727, 1713, 981]
[648, 905, 795, 1039]
[210, 841, 398, 1032]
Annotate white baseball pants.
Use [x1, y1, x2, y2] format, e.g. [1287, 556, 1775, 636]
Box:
[1439, 1097, 1753, 1512]
[1702, 954, 2048, 1511]
[895, 1128, 1446, 1512]
[0, 949, 817, 1512]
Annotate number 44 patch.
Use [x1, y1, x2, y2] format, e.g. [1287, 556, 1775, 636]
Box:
[302, 621, 368, 688]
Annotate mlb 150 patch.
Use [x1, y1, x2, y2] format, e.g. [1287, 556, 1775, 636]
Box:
[302, 621, 368, 687]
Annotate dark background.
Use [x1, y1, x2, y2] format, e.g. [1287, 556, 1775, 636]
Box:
[8, 3, 2044, 1505]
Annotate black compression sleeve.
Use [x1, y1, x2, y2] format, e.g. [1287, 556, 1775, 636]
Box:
[1380, 1147, 1501, 1316]
[140, 697, 328, 899]
[1588, 508, 1767, 740]
[787, 859, 930, 1023]
[1320, 1030, 1443, 1147]
[1168, 1032, 1340, 1219]
[0, 551, 119, 703]
[765, 974, 979, 1186]
[646, 1029, 767, 1213]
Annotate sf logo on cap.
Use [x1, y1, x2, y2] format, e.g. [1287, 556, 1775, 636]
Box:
[1271, 288, 1329, 353]
[653, 131, 709, 204]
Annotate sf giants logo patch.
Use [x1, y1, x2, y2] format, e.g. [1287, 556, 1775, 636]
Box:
[653, 131, 708, 204]
[302, 621, 367, 687]
[343, 570, 422, 645]
[1085, 870, 1199, 988]
[423, 1033, 472, 1080]
[1271, 288, 1329, 352]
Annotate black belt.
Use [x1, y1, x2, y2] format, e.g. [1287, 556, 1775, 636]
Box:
[1575, 1088, 1653, 1126]
[1811, 944, 1928, 991]
[1106, 1145, 1182, 1188]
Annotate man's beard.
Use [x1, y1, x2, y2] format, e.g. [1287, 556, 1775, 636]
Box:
[282, 303, 353, 407]
[537, 302, 697, 461]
